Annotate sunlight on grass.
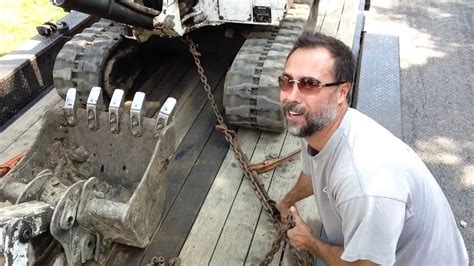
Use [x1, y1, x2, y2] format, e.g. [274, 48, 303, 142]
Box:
[0, 0, 66, 57]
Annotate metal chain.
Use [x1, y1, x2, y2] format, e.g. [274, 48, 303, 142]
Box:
[260, 219, 295, 265]
[147, 256, 181, 266]
[185, 36, 309, 265]
[260, 215, 310, 266]
[185, 35, 277, 221]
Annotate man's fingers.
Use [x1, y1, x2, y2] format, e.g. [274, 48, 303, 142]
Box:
[290, 206, 303, 223]
[276, 201, 291, 223]
[287, 228, 304, 251]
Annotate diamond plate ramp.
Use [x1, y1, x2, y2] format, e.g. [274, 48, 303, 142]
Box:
[354, 33, 401, 138]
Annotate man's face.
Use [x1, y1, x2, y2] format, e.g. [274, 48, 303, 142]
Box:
[280, 47, 340, 137]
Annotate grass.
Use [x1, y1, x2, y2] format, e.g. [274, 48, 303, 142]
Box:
[0, 0, 66, 57]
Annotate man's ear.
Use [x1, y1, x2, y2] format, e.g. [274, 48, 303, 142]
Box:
[337, 82, 351, 104]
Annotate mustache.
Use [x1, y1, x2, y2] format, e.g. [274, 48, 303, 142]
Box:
[282, 101, 308, 115]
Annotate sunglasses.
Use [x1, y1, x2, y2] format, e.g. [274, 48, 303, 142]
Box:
[278, 75, 346, 93]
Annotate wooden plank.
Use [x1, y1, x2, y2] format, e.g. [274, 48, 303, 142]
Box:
[209, 130, 287, 265]
[315, 0, 331, 32]
[164, 75, 207, 144]
[143, 54, 192, 115]
[0, 119, 41, 163]
[178, 128, 261, 265]
[137, 61, 175, 117]
[168, 68, 200, 118]
[0, 100, 62, 162]
[162, 75, 227, 213]
[319, 0, 345, 36]
[134, 59, 174, 97]
[335, 0, 360, 48]
[0, 89, 61, 152]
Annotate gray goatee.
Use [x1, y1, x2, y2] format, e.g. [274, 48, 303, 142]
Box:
[283, 97, 338, 137]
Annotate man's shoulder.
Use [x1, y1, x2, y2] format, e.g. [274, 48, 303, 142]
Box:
[342, 108, 398, 144]
[339, 109, 412, 169]
[328, 133, 412, 205]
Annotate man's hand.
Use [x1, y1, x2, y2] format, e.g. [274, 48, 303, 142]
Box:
[276, 172, 314, 223]
[287, 206, 314, 251]
[286, 208, 378, 266]
[276, 200, 292, 223]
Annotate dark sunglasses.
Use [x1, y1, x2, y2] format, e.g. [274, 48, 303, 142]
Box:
[278, 75, 346, 93]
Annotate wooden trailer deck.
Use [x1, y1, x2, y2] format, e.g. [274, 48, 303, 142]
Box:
[0, 0, 365, 264]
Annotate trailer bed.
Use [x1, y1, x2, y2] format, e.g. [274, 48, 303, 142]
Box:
[0, 0, 365, 264]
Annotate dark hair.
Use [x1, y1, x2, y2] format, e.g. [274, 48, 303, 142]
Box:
[287, 32, 354, 83]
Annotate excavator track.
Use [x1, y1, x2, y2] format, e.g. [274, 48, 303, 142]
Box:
[224, 0, 315, 132]
[53, 19, 125, 106]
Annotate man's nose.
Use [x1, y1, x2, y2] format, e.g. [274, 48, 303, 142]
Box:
[284, 82, 302, 102]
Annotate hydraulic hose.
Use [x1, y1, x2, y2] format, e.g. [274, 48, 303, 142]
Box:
[117, 0, 160, 16]
[51, 0, 154, 29]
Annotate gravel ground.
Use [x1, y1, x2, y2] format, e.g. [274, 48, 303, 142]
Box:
[365, 0, 473, 262]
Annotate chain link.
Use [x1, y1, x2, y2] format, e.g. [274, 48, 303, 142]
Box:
[184, 35, 308, 265]
[260, 219, 295, 265]
[147, 256, 181, 266]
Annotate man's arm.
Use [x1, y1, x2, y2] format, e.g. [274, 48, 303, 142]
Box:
[288, 206, 377, 266]
[276, 171, 313, 221]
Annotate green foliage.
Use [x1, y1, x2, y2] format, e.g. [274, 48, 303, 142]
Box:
[0, 0, 66, 56]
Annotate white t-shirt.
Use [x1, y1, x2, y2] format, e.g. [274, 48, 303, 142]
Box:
[301, 108, 468, 265]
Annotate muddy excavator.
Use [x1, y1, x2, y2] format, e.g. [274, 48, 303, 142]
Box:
[1, 0, 320, 265]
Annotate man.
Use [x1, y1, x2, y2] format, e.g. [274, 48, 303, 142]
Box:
[276, 32, 468, 265]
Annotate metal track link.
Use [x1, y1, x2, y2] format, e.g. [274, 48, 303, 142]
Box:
[53, 19, 125, 106]
[223, 0, 315, 132]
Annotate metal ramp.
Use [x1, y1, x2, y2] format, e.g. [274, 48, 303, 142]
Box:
[354, 33, 402, 138]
